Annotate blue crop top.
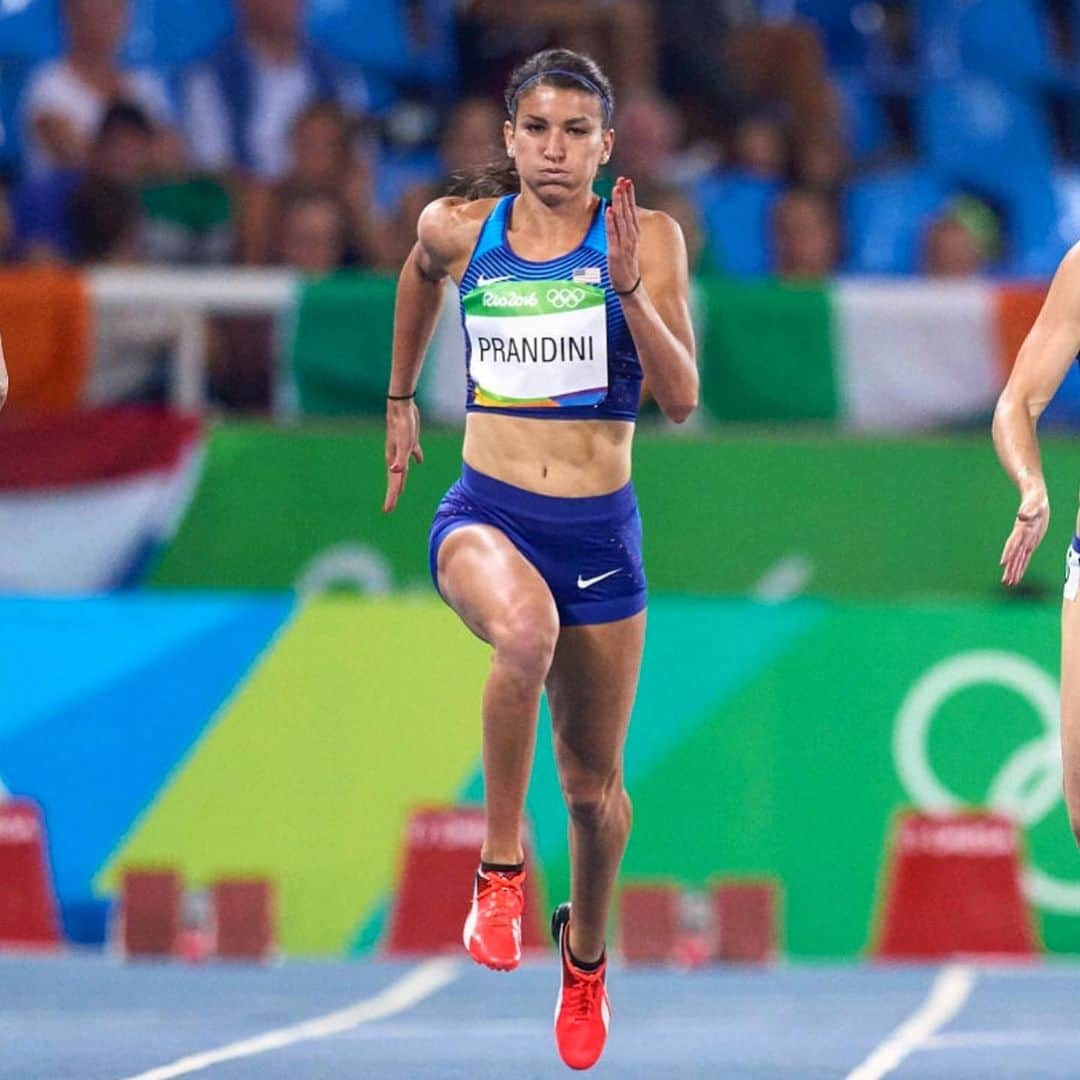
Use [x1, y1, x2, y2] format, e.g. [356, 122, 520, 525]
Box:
[458, 194, 643, 422]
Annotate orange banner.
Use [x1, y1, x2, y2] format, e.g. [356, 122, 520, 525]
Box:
[994, 283, 1046, 383]
[0, 268, 90, 417]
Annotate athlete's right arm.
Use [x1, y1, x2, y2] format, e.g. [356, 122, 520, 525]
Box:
[383, 198, 470, 513]
[993, 243, 1080, 585]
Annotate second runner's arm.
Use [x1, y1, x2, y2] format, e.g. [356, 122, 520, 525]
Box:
[383, 200, 459, 513]
[992, 243, 1080, 585]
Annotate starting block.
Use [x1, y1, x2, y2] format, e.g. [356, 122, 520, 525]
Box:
[712, 879, 780, 964]
[0, 798, 61, 949]
[385, 805, 547, 956]
[210, 877, 275, 961]
[119, 867, 183, 959]
[872, 810, 1037, 960]
[618, 883, 681, 964]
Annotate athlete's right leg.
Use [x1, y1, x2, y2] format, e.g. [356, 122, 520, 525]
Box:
[436, 523, 560, 866]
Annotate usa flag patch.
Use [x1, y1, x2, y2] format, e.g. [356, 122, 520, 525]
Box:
[572, 267, 602, 285]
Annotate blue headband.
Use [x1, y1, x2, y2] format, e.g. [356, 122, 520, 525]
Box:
[510, 69, 612, 126]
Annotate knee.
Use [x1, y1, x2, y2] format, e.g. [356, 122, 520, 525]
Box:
[490, 600, 559, 682]
[563, 774, 630, 832]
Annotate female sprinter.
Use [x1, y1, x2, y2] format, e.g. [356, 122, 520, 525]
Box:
[383, 49, 697, 1070]
[994, 242, 1080, 847]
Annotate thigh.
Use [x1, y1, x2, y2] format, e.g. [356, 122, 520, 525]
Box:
[546, 611, 646, 776]
[437, 523, 558, 645]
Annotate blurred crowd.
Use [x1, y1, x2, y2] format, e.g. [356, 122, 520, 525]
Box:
[1, 0, 1080, 283]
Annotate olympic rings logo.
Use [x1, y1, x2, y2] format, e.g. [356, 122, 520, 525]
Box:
[546, 287, 587, 309]
[893, 650, 1080, 913]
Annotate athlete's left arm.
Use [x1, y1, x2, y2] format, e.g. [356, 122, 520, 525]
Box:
[607, 177, 698, 423]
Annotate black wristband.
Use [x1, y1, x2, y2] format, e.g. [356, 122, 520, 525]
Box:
[387, 391, 416, 401]
[614, 276, 642, 297]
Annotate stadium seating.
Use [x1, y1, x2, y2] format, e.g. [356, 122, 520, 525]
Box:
[843, 167, 949, 275]
[694, 174, 781, 278]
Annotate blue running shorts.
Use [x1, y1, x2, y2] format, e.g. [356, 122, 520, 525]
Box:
[428, 463, 647, 626]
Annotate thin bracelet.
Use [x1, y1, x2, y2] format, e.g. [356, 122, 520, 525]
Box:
[387, 391, 416, 401]
[614, 276, 642, 297]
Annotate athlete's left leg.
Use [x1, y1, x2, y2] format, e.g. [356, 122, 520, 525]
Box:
[546, 610, 646, 963]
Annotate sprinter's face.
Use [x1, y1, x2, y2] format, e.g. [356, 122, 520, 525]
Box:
[506, 85, 613, 205]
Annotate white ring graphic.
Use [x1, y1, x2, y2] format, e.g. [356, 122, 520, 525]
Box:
[892, 650, 1080, 913]
[546, 287, 586, 309]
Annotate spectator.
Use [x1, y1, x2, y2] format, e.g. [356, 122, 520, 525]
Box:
[238, 101, 377, 266]
[278, 190, 349, 274]
[69, 176, 141, 263]
[923, 197, 1001, 278]
[608, 93, 685, 187]
[458, 1, 657, 98]
[773, 188, 840, 280]
[183, 0, 368, 181]
[13, 101, 153, 262]
[20, 0, 173, 177]
[790, 124, 849, 200]
[732, 111, 787, 180]
[376, 97, 503, 270]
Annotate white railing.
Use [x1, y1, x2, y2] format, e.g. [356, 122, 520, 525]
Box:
[88, 268, 298, 411]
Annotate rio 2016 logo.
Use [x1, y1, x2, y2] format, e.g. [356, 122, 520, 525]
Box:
[892, 650, 1080, 913]
[546, 287, 587, 309]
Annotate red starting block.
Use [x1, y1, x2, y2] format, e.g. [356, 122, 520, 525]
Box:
[712, 879, 781, 964]
[211, 877, 275, 961]
[119, 867, 182, 959]
[618, 883, 681, 964]
[385, 805, 547, 956]
[0, 798, 61, 949]
[872, 810, 1037, 960]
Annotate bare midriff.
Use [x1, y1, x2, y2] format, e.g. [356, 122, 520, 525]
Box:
[463, 412, 634, 496]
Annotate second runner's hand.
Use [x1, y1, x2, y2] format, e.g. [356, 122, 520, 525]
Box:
[383, 397, 424, 513]
[1000, 484, 1050, 586]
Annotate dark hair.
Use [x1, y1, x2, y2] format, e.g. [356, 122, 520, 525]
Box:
[449, 49, 614, 200]
[70, 177, 140, 261]
[97, 101, 153, 141]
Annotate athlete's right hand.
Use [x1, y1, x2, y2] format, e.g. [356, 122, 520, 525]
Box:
[383, 398, 424, 513]
[1000, 485, 1050, 586]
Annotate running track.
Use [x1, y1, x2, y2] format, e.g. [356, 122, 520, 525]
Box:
[4, 953, 1080, 1077]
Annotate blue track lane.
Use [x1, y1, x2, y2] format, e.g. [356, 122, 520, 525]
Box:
[3, 953, 1080, 1078]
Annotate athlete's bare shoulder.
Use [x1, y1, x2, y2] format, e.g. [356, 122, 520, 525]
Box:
[636, 208, 689, 283]
[417, 196, 499, 278]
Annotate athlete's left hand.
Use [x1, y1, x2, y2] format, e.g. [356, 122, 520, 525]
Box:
[606, 176, 640, 295]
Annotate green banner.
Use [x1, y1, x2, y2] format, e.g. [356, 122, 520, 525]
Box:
[698, 277, 839, 422]
[152, 424, 1080, 604]
[291, 274, 397, 416]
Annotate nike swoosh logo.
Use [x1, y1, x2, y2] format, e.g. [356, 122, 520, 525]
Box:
[577, 570, 620, 590]
[477, 274, 512, 286]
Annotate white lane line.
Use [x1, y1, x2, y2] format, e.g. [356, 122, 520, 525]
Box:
[844, 964, 976, 1080]
[926, 1029, 1074, 1050]
[120, 958, 461, 1080]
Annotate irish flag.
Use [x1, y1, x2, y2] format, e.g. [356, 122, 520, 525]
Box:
[697, 278, 1080, 428]
[0, 408, 203, 592]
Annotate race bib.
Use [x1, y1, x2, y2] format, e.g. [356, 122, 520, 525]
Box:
[464, 280, 608, 408]
[1065, 542, 1080, 602]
